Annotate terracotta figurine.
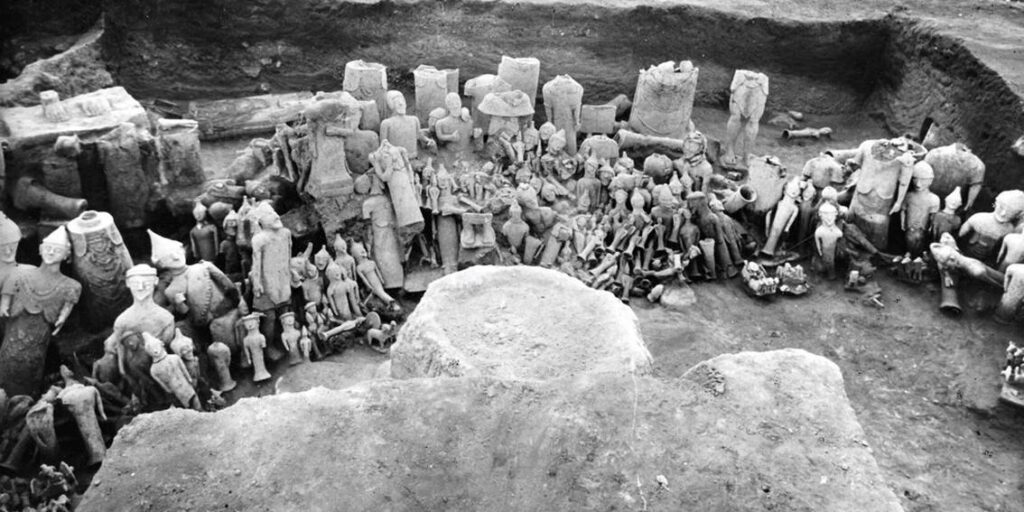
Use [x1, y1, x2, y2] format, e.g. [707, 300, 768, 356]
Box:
[722, 70, 769, 168]
[900, 161, 940, 255]
[143, 332, 201, 410]
[56, 367, 106, 466]
[241, 313, 271, 382]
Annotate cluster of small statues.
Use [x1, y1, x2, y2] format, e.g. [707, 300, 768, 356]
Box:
[4, 51, 1024, 479]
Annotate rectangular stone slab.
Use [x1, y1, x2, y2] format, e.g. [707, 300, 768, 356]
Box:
[185, 91, 314, 140]
[0, 87, 148, 150]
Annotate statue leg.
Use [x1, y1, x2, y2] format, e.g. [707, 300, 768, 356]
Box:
[996, 266, 1024, 324]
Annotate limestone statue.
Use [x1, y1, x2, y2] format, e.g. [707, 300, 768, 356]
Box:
[56, 367, 106, 466]
[958, 190, 1024, 261]
[413, 65, 457, 125]
[497, 55, 541, 106]
[502, 201, 530, 258]
[155, 118, 205, 189]
[0, 228, 81, 397]
[931, 187, 963, 241]
[299, 327, 313, 363]
[434, 92, 477, 159]
[923, 142, 985, 211]
[241, 313, 271, 383]
[463, 74, 512, 131]
[477, 90, 534, 139]
[219, 208, 243, 279]
[143, 332, 201, 410]
[380, 91, 435, 159]
[801, 154, 846, 192]
[206, 341, 236, 393]
[325, 261, 362, 321]
[838, 138, 921, 249]
[189, 202, 219, 263]
[92, 335, 121, 384]
[358, 175, 405, 290]
[66, 210, 133, 329]
[0, 213, 21, 296]
[250, 202, 292, 351]
[629, 61, 699, 139]
[333, 234, 357, 283]
[722, 70, 769, 168]
[351, 241, 396, 307]
[169, 328, 200, 387]
[150, 230, 242, 353]
[96, 122, 152, 229]
[280, 312, 303, 366]
[542, 75, 584, 154]
[343, 60, 388, 121]
[761, 178, 803, 257]
[104, 264, 174, 405]
[369, 140, 426, 240]
[673, 130, 712, 193]
[814, 202, 843, 279]
[900, 162, 940, 255]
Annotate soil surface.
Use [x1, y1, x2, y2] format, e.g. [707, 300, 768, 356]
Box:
[79, 349, 903, 512]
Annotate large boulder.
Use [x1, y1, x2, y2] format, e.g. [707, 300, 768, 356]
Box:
[78, 349, 902, 512]
[390, 266, 653, 380]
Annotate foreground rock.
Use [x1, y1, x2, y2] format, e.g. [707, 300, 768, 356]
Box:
[391, 266, 653, 380]
[79, 349, 902, 512]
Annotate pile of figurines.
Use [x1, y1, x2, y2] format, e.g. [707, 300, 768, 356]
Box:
[0, 462, 78, 512]
[5, 51, 1024, 481]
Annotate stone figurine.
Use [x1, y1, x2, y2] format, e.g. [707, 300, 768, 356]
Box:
[413, 65, 457, 125]
[206, 341, 237, 392]
[369, 140, 426, 239]
[463, 74, 513, 131]
[629, 61, 699, 139]
[351, 241, 396, 308]
[957, 190, 1024, 262]
[379, 91, 435, 159]
[189, 202, 219, 263]
[241, 313, 271, 383]
[169, 329, 200, 387]
[900, 162, 940, 255]
[814, 202, 843, 279]
[66, 210, 133, 329]
[838, 138, 920, 249]
[761, 178, 803, 257]
[280, 312, 303, 366]
[931, 187, 963, 241]
[250, 202, 292, 351]
[96, 122, 152, 229]
[56, 367, 106, 466]
[997, 264, 1024, 324]
[143, 332, 201, 410]
[542, 75, 584, 154]
[359, 175, 405, 289]
[497, 55, 541, 106]
[325, 262, 362, 321]
[0, 228, 81, 397]
[434, 92, 477, 160]
[343, 60, 389, 121]
[722, 70, 769, 168]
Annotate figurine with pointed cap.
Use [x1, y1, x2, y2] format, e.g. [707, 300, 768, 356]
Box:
[0, 227, 81, 396]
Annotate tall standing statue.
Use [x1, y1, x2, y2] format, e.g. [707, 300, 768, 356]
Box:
[901, 162, 940, 255]
[241, 313, 271, 383]
[41, 135, 83, 199]
[629, 61, 699, 140]
[413, 65, 457, 125]
[369, 140, 426, 240]
[56, 367, 106, 466]
[343, 60, 389, 121]
[722, 70, 769, 168]
[155, 118, 205, 190]
[380, 91, 435, 160]
[542, 75, 584, 155]
[0, 228, 81, 397]
[66, 211, 133, 329]
[105, 264, 175, 406]
[359, 175, 405, 289]
[761, 179, 803, 257]
[434, 92, 477, 160]
[250, 202, 292, 355]
[814, 202, 844, 279]
[835, 138, 920, 249]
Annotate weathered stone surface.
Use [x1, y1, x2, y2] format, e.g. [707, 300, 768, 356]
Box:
[274, 347, 389, 394]
[78, 349, 902, 512]
[185, 91, 314, 140]
[0, 27, 112, 108]
[0, 86, 147, 150]
[391, 266, 653, 380]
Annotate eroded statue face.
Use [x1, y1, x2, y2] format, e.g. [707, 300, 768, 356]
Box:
[127, 275, 158, 302]
[0, 242, 17, 264]
[39, 242, 69, 265]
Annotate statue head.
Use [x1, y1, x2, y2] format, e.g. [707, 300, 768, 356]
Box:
[515, 184, 540, 210]
[539, 182, 557, 204]
[784, 178, 803, 198]
[709, 197, 725, 213]
[612, 188, 629, 207]
[241, 312, 262, 330]
[192, 202, 208, 223]
[141, 332, 167, 360]
[584, 155, 599, 178]
[538, 122, 557, 142]
[54, 135, 81, 159]
[912, 161, 935, 191]
[444, 92, 461, 116]
[521, 123, 539, 150]
[148, 230, 187, 270]
[945, 187, 963, 211]
[386, 90, 407, 116]
[325, 260, 342, 282]
[255, 202, 283, 230]
[350, 241, 369, 261]
[547, 129, 566, 154]
[818, 201, 839, 227]
[598, 163, 615, 187]
[222, 208, 240, 235]
[333, 234, 349, 256]
[126, 264, 158, 302]
[39, 227, 71, 266]
[0, 212, 21, 264]
[280, 312, 296, 328]
[994, 190, 1024, 224]
[508, 200, 523, 220]
[820, 186, 839, 204]
[655, 185, 676, 209]
[314, 246, 331, 270]
[682, 131, 707, 158]
[615, 152, 635, 174]
[59, 365, 78, 387]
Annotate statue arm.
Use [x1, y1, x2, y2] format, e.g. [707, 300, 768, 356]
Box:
[0, 293, 10, 317]
[52, 301, 75, 335]
[958, 218, 974, 239]
[93, 388, 107, 422]
[890, 158, 914, 214]
[784, 209, 798, 232]
[967, 183, 982, 211]
[814, 231, 824, 256]
[207, 263, 240, 306]
[348, 285, 363, 316]
[250, 238, 265, 296]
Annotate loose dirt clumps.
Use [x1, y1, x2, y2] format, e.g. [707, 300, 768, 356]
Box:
[390, 266, 653, 380]
[77, 349, 901, 512]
